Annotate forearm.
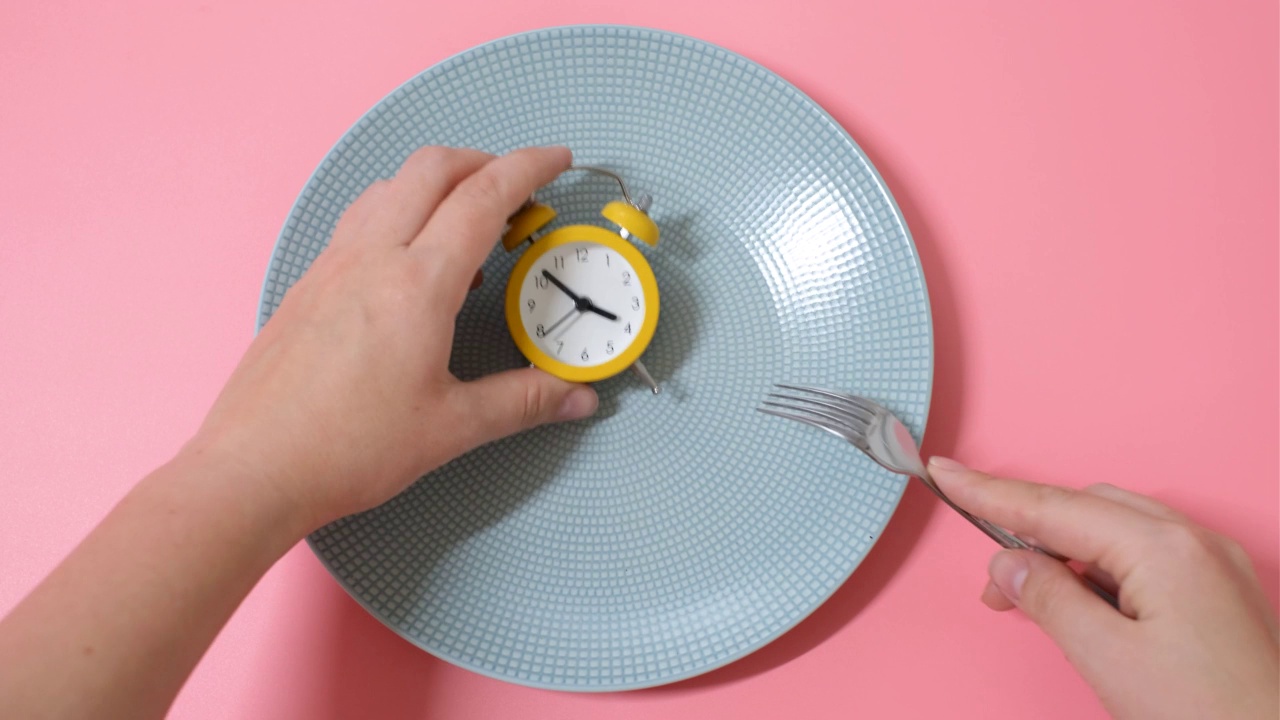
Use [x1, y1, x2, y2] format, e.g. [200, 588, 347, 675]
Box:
[0, 446, 309, 719]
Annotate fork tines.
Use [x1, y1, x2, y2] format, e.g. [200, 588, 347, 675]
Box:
[757, 384, 876, 438]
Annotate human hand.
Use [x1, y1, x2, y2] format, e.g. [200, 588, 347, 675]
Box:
[190, 146, 598, 531]
[929, 457, 1279, 720]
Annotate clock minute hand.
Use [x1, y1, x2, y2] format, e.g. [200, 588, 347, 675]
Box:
[541, 270, 581, 304]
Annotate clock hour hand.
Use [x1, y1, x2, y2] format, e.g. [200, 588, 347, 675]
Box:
[583, 303, 618, 321]
[541, 270, 581, 304]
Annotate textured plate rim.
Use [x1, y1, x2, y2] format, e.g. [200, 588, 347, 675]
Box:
[260, 24, 935, 692]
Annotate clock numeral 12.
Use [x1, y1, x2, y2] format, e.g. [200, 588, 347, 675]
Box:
[575, 248, 588, 263]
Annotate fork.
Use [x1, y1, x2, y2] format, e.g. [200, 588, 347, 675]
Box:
[758, 384, 1119, 608]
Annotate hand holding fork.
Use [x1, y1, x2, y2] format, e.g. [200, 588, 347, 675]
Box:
[759, 384, 1119, 608]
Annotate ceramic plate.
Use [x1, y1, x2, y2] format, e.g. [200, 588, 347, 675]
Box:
[258, 25, 932, 691]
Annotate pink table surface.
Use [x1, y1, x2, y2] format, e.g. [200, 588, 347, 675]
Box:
[2, 1, 1276, 718]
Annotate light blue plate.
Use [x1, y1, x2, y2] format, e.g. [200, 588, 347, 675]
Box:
[259, 25, 932, 691]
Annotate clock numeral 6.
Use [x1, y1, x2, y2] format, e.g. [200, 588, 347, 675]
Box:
[606, 340, 614, 355]
[535, 324, 546, 338]
[630, 296, 640, 310]
[580, 348, 589, 361]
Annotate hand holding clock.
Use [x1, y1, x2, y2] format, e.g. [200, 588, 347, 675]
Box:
[197, 146, 600, 528]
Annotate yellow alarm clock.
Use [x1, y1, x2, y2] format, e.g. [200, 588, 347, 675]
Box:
[503, 166, 662, 393]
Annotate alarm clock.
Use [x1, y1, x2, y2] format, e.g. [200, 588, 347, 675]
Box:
[502, 166, 662, 393]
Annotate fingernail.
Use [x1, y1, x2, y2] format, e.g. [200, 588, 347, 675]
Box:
[557, 387, 598, 421]
[928, 456, 967, 472]
[989, 551, 1030, 603]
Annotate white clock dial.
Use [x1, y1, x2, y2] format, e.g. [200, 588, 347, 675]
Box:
[518, 240, 647, 367]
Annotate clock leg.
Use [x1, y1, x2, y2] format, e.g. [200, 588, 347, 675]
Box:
[631, 360, 660, 395]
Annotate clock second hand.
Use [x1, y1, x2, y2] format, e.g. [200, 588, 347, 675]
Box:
[552, 310, 586, 341]
[542, 307, 578, 337]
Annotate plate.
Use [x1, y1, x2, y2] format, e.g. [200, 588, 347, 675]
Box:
[258, 25, 932, 691]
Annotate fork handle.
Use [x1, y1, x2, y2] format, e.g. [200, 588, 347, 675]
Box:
[915, 470, 1120, 610]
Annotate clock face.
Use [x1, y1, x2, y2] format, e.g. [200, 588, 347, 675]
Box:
[517, 240, 649, 368]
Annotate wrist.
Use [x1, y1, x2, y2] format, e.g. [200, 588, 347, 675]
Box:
[162, 435, 320, 553]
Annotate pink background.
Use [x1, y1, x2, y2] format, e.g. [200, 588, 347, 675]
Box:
[1, 1, 1276, 718]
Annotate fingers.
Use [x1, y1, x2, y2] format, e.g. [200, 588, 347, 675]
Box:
[1083, 482, 1187, 522]
[1011, 483, 1186, 554]
[983, 563, 1111, 617]
[333, 147, 495, 248]
[929, 458, 1159, 580]
[987, 550, 1130, 663]
[412, 146, 572, 299]
[450, 368, 597, 451]
[1079, 563, 1121, 597]
[383, 147, 496, 244]
[981, 579, 1016, 611]
[1017, 483, 1178, 598]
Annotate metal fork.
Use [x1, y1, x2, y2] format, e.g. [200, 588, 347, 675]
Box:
[759, 384, 1119, 608]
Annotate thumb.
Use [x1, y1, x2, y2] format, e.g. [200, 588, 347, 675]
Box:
[459, 368, 598, 445]
[989, 550, 1126, 662]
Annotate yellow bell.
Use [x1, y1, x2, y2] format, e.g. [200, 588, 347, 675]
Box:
[502, 202, 557, 252]
[601, 201, 659, 247]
